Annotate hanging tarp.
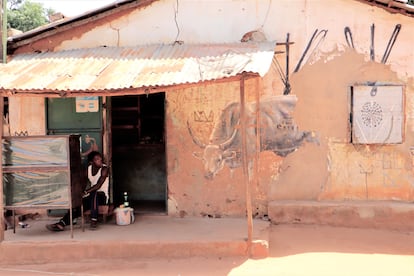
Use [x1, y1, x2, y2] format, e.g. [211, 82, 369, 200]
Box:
[2, 136, 77, 207]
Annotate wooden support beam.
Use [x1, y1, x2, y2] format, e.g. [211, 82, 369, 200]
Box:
[254, 77, 261, 214]
[240, 74, 253, 256]
[0, 0, 5, 242]
[0, 96, 4, 242]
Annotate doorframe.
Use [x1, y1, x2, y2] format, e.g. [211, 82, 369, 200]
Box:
[107, 93, 168, 213]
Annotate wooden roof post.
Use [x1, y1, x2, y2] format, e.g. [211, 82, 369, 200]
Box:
[0, 96, 4, 242]
[1, 0, 6, 64]
[240, 73, 253, 256]
[0, 0, 6, 242]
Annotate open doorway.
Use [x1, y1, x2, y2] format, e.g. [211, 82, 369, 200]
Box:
[111, 93, 167, 214]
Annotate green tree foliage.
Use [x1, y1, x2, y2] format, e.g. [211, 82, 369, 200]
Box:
[7, 0, 51, 32]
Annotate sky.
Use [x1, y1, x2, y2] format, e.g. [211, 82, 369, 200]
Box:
[32, 0, 116, 17]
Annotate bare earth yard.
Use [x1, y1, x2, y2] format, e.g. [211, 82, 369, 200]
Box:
[1, 224, 413, 276]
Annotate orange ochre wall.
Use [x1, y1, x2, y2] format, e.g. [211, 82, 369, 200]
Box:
[291, 50, 414, 202]
[165, 78, 280, 217]
[165, 49, 414, 217]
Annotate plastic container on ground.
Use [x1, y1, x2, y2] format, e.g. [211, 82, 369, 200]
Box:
[114, 207, 135, 225]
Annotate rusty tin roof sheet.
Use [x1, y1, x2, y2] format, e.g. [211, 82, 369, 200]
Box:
[0, 42, 276, 95]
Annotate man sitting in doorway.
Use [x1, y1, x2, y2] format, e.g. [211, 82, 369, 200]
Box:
[46, 151, 109, 231]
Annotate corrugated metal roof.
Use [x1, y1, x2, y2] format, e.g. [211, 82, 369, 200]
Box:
[0, 42, 276, 96]
[357, 0, 414, 16]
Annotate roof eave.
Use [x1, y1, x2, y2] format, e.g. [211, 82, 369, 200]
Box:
[7, 0, 157, 53]
[0, 73, 260, 98]
[354, 0, 414, 17]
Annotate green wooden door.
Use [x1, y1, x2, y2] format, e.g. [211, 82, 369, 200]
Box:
[46, 97, 103, 165]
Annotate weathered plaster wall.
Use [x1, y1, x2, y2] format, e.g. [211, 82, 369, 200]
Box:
[8, 97, 46, 136]
[7, 0, 414, 216]
[166, 78, 278, 217]
[14, 0, 413, 80]
[276, 49, 414, 202]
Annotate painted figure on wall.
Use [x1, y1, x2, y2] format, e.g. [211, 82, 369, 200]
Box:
[81, 135, 99, 157]
[188, 95, 319, 179]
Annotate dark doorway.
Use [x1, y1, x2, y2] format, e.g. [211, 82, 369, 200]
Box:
[111, 93, 167, 214]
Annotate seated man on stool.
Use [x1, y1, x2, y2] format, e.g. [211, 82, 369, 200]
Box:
[47, 151, 109, 231]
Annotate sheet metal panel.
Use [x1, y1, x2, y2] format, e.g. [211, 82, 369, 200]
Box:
[0, 43, 275, 94]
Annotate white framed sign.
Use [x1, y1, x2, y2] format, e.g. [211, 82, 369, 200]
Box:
[76, 96, 99, 113]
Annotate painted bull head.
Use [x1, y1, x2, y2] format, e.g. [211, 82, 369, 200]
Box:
[187, 121, 239, 179]
[187, 96, 319, 179]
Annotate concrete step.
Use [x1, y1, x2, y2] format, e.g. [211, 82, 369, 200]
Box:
[268, 200, 414, 231]
[0, 215, 270, 265]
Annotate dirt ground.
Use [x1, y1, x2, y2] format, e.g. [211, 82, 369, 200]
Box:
[1, 224, 413, 276]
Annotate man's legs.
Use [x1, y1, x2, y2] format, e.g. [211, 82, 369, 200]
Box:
[88, 191, 107, 229]
[89, 191, 98, 228]
[46, 198, 86, 231]
[47, 192, 106, 231]
[58, 207, 82, 227]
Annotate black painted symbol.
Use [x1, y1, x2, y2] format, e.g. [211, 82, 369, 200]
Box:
[193, 111, 214, 122]
[361, 102, 382, 128]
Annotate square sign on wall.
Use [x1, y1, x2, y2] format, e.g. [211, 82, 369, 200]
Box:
[75, 96, 99, 113]
[351, 85, 403, 144]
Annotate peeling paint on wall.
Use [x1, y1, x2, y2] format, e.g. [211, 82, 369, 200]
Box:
[278, 49, 414, 202]
[6, 0, 414, 218]
[321, 142, 414, 200]
[167, 80, 295, 217]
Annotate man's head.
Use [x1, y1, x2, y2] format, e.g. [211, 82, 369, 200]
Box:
[87, 151, 103, 167]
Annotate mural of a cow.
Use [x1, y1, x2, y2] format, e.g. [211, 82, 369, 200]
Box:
[188, 95, 319, 179]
